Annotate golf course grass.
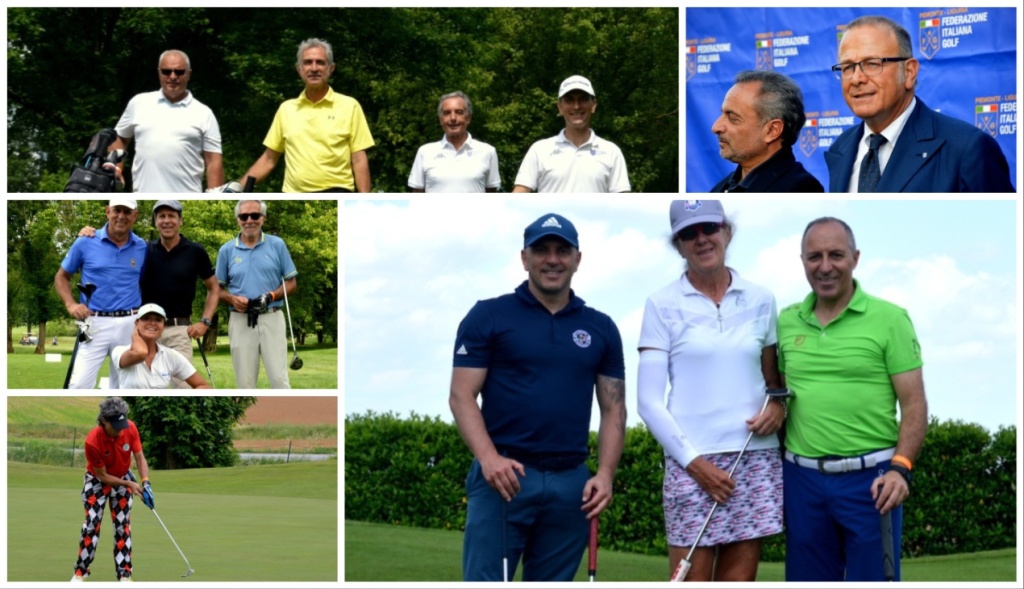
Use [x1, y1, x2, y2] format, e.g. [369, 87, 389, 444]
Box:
[344, 520, 1017, 582]
[6, 337, 337, 389]
[8, 461, 338, 582]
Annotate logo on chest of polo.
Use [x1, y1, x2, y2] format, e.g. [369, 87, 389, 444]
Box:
[123, 444, 130, 451]
[572, 329, 592, 348]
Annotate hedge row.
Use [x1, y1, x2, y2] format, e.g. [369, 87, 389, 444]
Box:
[344, 412, 1015, 560]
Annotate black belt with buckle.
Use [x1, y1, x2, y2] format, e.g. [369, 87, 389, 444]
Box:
[497, 447, 586, 472]
[231, 307, 280, 314]
[92, 308, 139, 317]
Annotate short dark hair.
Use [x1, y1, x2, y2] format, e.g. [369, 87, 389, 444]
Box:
[801, 216, 857, 252]
[734, 70, 806, 148]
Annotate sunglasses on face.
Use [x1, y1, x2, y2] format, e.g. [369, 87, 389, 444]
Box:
[676, 222, 723, 242]
[160, 68, 188, 77]
[238, 213, 263, 221]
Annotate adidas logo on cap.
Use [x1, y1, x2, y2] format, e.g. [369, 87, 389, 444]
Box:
[541, 217, 562, 229]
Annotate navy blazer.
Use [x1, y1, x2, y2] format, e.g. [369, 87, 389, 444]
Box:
[711, 147, 824, 192]
[824, 98, 1015, 193]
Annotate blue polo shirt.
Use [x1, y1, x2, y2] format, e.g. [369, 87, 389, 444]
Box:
[453, 281, 625, 455]
[60, 224, 146, 312]
[216, 232, 297, 308]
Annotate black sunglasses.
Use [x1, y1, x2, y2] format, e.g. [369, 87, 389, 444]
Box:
[160, 68, 188, 77]
[676, 222, 723, 242]
[238, 213, 263, 221]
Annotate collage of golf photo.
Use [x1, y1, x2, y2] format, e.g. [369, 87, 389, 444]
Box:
[4, 3, 1024, 589]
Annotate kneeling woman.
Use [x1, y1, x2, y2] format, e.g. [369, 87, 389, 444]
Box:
[113, 303, 211, 389]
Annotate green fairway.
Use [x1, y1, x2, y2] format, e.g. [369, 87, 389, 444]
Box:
[5, 338, 337, 389]
[344, 520, 1017, 582]
[8, 462, 338, 582]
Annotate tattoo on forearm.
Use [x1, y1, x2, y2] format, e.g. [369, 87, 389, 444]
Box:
[598, 376, 627, 436]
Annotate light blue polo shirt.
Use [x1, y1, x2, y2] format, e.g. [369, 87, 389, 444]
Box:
[216, 232, 297, 308]
[60, 224, 146, 312]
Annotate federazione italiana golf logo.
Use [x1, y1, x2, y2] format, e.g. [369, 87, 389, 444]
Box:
[687, 39, 732, 81]
[800, 110, 856, 157]
[754, 31, 810, 72]
[975, 97, 1017, 139]
[919, 8, 990, 60]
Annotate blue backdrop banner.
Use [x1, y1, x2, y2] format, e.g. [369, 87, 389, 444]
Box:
[685, 7, 1017, 192]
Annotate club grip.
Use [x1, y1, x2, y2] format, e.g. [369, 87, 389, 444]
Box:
[881, 510, 895, 581]
[243, 176, 256, 192]
[588, 517, 598, 578]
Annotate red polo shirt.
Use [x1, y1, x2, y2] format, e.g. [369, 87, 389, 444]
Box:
[84, 420, 142, 478]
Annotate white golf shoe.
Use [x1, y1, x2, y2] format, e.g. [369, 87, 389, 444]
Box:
[70, 572, 88, 582]
[119, 578, 133, 583]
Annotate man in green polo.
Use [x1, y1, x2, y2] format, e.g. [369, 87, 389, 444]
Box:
[777, 216, 927, 582]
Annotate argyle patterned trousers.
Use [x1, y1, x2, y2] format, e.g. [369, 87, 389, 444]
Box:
[73, 472, 134, 580]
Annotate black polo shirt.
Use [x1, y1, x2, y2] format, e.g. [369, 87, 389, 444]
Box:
[140, 235, 215, 318]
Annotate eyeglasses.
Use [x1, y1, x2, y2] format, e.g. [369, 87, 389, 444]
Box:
[237, 213, 263, 221]
[831, 57, 909, 80]
[160, 68, 188, 77]
[676, 222, 723, 242]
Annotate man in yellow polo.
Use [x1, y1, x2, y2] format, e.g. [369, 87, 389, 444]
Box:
[240, 38, 375, 192]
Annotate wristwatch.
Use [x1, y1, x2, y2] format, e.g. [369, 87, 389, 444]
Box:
[200, 317, 212, 327]
[889, 463, 913, 483]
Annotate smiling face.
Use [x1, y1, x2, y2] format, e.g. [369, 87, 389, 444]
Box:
[137, 313, 166, 341]
[105, 205, 138, 241]
[838, 24, 918, 133]
[675, 223, 731, 276]
[521, 237, 581, 300]
[236, 201, 265, 241]
[439, 97, 471, 144]
[153, 207, 182, 241]
[801, 221, 860, 308]
[158, 51, 191, 103]
[297, 46, 334, 91]
[557, 90, 596, 132]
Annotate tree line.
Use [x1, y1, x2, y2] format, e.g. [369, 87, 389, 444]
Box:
[7, 7, 679, 193]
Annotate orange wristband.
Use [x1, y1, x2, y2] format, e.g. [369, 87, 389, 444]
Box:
[891, 455, 913, 470]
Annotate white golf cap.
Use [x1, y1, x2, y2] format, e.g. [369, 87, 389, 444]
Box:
[558, 75, 596, 99]
[108, 197, 138, 210]
[137, 303, 167, 320]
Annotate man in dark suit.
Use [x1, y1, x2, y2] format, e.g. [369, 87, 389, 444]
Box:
[710, 70, 824, 192]
[824, 15, 1014, 193]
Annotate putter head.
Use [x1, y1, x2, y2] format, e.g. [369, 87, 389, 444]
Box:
[182, 569, 195, 578]
[290, 356, 303, 370]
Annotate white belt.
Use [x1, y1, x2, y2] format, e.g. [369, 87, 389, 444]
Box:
[785, 448, 895, 474]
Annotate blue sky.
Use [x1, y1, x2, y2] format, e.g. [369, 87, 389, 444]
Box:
[343, 197, 1020, 436]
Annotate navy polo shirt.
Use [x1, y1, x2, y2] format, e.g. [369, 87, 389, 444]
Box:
[216, 232, 297, 308]
[140, 235, 215, 318]
[60, 224, 146, 312]
[453, 281, 625, 455]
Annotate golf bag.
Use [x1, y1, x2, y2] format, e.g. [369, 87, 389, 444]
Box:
[64, 128, 123, 193]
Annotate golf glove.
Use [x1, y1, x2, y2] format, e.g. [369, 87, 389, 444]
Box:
[141, 480, 155, 509]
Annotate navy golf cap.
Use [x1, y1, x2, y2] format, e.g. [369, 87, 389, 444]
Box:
[524, 213, 579, 249]
[106, 412, 130, 432]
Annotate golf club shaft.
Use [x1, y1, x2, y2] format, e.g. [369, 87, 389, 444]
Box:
[502, 498, 509, 582]
[281, 276, 299, 357]
[672, 394, 774, 582]
[196, 338, 215, 388]
[151, 508, 193, 572]
[588, 516, 598, 582]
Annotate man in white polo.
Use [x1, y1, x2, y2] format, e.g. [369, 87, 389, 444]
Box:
[513, 75, 630, 193]
[408, 91, 500, 192]
[110, 49, 224, 192]
[112, 303, 211, 389]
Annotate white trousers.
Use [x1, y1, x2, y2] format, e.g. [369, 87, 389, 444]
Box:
[67, 314, 135, 389]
